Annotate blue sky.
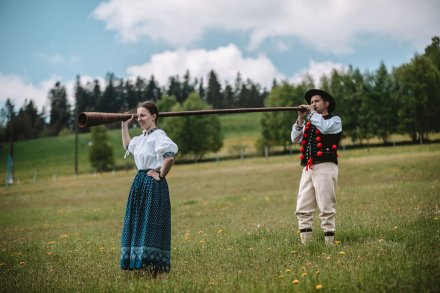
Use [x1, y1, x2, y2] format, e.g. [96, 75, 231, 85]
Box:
[1, 0, 439, 111]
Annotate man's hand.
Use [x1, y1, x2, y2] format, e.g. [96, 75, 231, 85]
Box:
[297, 104, 309, 124]
[307, 104, 316, 115]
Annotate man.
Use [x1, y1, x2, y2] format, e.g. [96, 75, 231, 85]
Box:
[291, 89, 342, 245]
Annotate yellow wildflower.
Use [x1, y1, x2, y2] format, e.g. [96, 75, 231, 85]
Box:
[316, 284, 323, 289]
[301, 272, 307, 277]
[339, 251, 346, 255]
[292, 279, 299, 284]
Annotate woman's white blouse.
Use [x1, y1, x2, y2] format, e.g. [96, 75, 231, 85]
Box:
[126, 129, 178, 170]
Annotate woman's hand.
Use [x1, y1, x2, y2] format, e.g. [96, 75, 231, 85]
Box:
[147, 169, 162, 181]
[121, 112, 134, 127]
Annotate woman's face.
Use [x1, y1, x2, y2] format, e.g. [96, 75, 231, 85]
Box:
[136, 107, 156, 130]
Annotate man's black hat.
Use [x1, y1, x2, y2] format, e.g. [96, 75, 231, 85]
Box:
[305, 89, 336, 113]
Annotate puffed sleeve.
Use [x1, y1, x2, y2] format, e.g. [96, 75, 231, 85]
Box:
[128, 135, 141, 154]
[309, 114, 342, 134]
[155, 130, 178, 159]
[291, 123, 304, 143]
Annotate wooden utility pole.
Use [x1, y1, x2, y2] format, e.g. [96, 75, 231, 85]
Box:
[74, 107, 79, 176]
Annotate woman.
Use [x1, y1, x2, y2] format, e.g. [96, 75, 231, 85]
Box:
[120, 101, 178, 276]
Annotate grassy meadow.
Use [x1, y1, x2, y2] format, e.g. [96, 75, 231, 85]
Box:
[0, 113, 263, 182]
[0, 143, 439, 292]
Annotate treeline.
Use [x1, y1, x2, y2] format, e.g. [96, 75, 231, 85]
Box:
[261, 37, 440, 151]
[0, 69, 267, 141]
[1, 36, 439, 146]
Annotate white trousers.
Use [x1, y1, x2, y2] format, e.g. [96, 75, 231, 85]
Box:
[296, 162, 338, 233]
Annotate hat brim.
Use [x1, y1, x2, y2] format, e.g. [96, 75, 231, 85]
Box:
[305, 89, 336, 113]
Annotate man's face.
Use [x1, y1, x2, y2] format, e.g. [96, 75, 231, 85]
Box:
[310, 95, 329, 115]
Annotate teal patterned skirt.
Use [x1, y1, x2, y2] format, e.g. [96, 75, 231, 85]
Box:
[120, 170, 171, 272]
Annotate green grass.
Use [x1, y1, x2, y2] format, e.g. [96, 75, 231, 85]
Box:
[0, 144, 439, 292]
[219, 112, 261, 139]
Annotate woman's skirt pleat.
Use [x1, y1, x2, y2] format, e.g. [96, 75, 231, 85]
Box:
[120, 171, 171, 272]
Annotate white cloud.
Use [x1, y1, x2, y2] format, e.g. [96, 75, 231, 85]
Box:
[0, 73, 56, 112]
[0, 74, 106, 113]
[290, 60, 346, 86]
[0, 58, 342, 115]
[126, 44, 285, 89]
[92, 0, 440, 53]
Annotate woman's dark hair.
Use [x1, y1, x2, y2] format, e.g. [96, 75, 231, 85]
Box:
[138, 101, 159, 123]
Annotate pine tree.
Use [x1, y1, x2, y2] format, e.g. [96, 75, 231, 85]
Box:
[99, 73, 121, 114]
[48, 81, 71, 136]
[206, 70, 222, 108]
[146, 75, 161, 102]
[197, 77, 205, 100]
[167, 76, 183, 104]
[15, 99, 45, 140]
[181, 70, 194, 103]
[89, 126, 114, 172]
[124, 79, 137, 110]
[222, 83, 234, 108]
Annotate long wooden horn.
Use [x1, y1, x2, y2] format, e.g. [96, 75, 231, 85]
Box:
[78, 106, 304, 128]
[78, 112, 138, 128]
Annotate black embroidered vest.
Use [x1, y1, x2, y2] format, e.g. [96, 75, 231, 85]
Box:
[299, 116, 342, 168]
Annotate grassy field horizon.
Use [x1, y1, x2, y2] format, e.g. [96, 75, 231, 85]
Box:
[0, 144, 439, 292]
[1, 112, 438, 184]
